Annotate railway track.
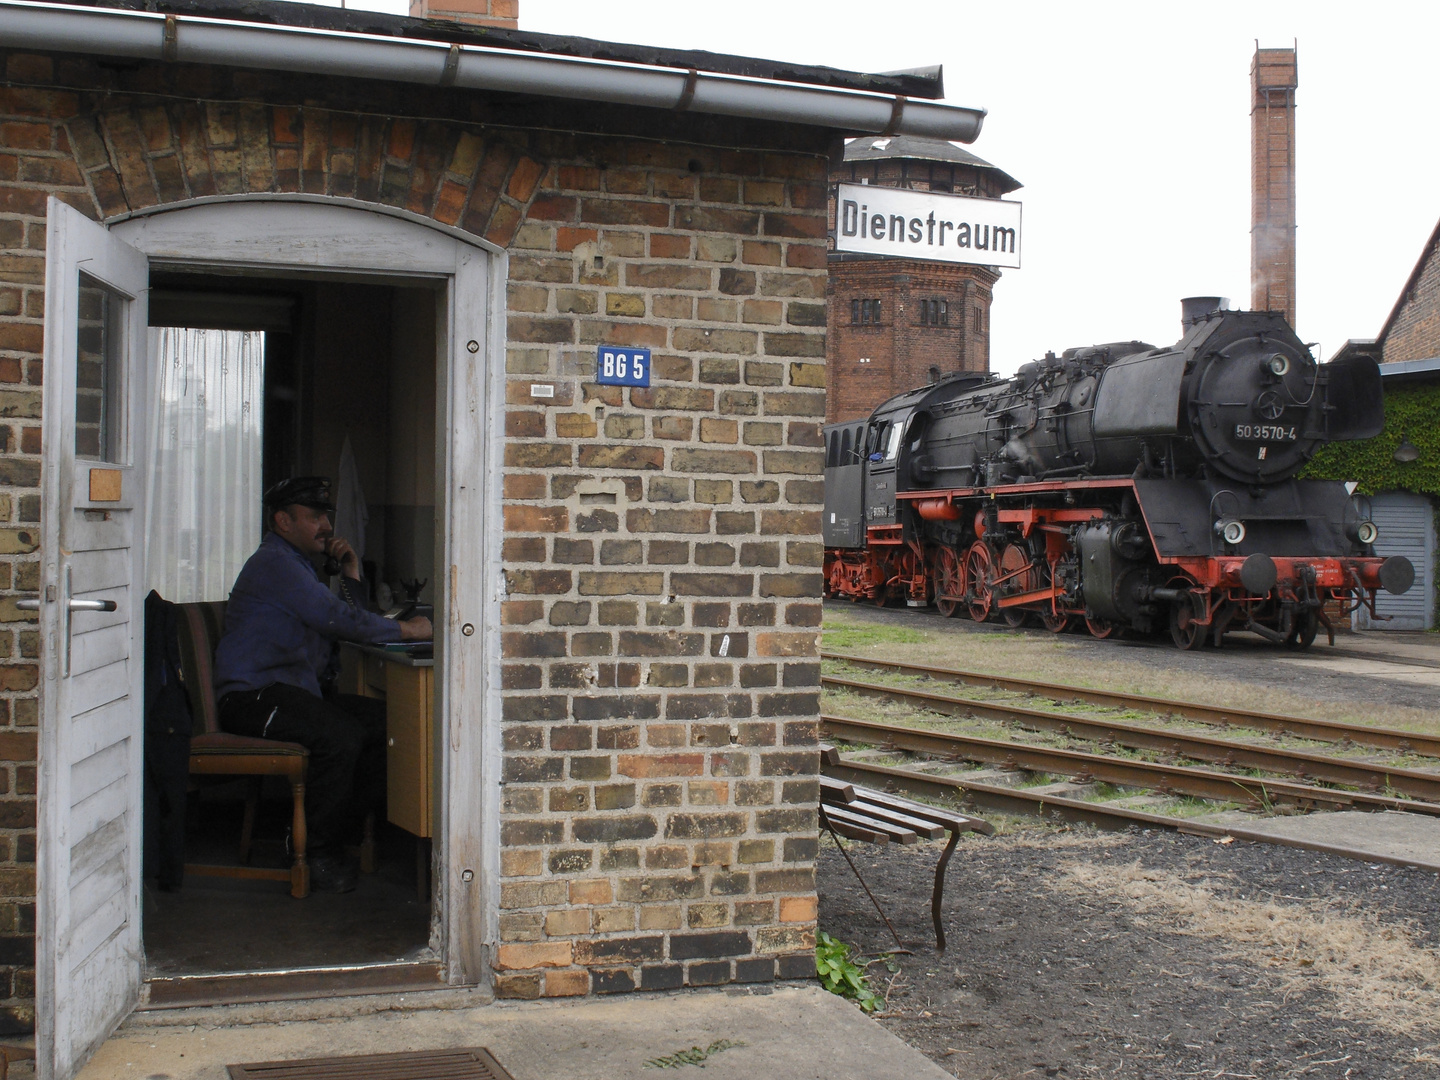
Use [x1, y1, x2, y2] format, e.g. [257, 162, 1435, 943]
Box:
[821, 754, 1438, 872]
[822, 714, 1440, 816]
[823, 674, 1440, 802]
[822, 651, 1440, 757]
[819, 652, 1440, 829]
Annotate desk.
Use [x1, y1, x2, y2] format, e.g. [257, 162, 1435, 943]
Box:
[338, 644, 435, 839]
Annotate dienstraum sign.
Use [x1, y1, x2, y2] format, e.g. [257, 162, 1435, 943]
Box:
[835, 182, 1022, 269]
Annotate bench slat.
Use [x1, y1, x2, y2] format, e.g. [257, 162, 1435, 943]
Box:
[823, 803, 919, 845]
[822, 813, 891, 845]
[849, 799, 947, 840]
[819, 775, 857, 804]
[853, 787, 996, 836]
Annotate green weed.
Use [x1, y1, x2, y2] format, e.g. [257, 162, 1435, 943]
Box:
[816, 931, 885, 1012]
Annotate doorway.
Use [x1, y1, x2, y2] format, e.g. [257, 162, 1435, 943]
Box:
[138, 269, 444, 985]
[39, 197, 502, 1077]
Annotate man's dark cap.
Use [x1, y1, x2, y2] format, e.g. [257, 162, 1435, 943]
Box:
[264, 476, 334, 513]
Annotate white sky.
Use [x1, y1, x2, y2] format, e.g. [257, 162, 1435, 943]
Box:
[311, 0, 1439, 374]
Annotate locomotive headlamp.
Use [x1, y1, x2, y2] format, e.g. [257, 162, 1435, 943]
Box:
[1214, 518, 1246, 545]
[1354, 520, 1378, 545]
[1263, 354, 1291, 377]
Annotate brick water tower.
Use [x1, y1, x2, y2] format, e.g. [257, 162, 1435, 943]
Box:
[826, 136, 1021, 422]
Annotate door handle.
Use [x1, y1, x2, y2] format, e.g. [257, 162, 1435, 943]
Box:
[13, 598, 116, 612]
[68, 599, 118, 612]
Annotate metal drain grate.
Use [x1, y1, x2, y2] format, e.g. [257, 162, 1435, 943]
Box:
[227, 1047, 516, 1080]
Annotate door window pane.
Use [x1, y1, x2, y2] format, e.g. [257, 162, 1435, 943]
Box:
[76, 271, 128, 462]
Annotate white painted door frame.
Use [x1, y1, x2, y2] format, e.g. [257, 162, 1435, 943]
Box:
[107, 196, 506, 982]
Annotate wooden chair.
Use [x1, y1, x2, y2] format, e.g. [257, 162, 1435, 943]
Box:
[174, 601, 311, 899]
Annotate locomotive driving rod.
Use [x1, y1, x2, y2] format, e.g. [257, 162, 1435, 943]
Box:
[821, 653, 1440, 758]
[820, 714, 1440, 816]
[822, 675, 1440, 803]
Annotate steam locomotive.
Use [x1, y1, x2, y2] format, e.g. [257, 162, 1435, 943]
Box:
[823, 298, 1415, 649]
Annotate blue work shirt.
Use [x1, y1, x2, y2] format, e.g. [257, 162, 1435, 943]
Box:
[213, 531, 402, 699]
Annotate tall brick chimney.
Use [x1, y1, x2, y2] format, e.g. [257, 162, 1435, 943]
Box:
[1250, 45, 1297, 325]
[410, 0, 518, 29]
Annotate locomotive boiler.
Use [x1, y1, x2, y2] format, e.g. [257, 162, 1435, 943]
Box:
[823, 298, 1415, 648]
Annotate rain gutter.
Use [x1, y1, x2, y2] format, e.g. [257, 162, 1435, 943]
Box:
[0, 0, 986, 142]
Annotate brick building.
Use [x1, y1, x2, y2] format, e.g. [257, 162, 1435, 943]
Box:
[1380, 216, 1440, 365]
[825, 135, 1020, 423]
[0, 1, 987, 1075]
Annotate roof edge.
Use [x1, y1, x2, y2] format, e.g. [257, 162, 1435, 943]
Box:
[1377, 215, 1440, 350]
[55, 0, 949, 100]
[0, 0, 986, 141]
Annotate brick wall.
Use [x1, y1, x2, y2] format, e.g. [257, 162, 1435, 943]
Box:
[1383, 235, 1440, 364]
[825, 257, 996, 423]
[0, 49, 829, 1026]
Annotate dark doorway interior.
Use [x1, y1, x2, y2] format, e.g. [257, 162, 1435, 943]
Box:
[140, 269, 443, 980]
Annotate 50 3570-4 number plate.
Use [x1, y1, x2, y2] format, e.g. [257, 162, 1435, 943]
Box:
[1234, 423, 1297, 441]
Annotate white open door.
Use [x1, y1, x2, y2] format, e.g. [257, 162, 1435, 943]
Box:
[35, 198, 148, 1080]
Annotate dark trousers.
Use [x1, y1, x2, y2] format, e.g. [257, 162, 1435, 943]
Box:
[218, 683, 386, 852]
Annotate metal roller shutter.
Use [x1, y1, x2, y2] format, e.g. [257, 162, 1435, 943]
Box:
[1356, 491, 1435, 631]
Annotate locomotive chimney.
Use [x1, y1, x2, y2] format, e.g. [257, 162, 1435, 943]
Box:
[1181, 296, 1229, 332]
[1251, 44, 1298, 326]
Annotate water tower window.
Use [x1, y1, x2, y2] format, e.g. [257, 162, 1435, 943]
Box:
[851, 299, 882, 326]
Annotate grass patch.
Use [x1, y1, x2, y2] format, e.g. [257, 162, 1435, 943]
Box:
[1060, 861, 1440, 1038]
[822, 621, 929, 651]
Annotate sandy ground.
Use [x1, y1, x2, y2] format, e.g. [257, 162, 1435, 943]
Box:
[818, 602, 1440, 1078]
[820, 827, 1440, 1079]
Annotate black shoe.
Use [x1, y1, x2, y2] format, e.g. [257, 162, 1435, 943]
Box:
[309, 853, 357, 894]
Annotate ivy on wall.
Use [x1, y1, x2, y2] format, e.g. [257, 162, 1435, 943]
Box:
[1302, 383, 1440, 496]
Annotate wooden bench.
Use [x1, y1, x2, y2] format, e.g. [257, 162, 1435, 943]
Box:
[819, 750, 993, 952]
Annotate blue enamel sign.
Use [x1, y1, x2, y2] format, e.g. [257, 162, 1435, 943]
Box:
[596, 346, 651, 387]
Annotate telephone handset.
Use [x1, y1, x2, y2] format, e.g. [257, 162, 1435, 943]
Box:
[322, 539, 343, 577]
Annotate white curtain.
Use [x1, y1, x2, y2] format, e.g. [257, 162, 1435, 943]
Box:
[145, 327, 265, 603]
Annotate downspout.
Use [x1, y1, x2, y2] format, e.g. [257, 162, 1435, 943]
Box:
[0, 1, 986, 142]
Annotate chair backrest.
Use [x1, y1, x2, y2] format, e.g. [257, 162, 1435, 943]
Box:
[174, 601, 228, 737]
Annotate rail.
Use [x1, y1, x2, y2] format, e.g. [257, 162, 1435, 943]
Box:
[820, 714, 1440, 816]
[822, 673, 1440, 803]
[821, 755, 1440, 872]
[822, 652, 1440, 758]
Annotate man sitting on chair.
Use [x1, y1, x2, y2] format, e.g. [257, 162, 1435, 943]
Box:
[213, 476, 432, 893]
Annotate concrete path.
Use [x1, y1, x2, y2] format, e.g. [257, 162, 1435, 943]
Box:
[73, 983, 951, 1080]
[1193, 808, 1440, 872]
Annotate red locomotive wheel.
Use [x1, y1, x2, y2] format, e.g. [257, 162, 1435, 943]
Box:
[1169, 598, 1207, 650]
[1041, 611, 1072, 633]
[1084, 616, 1115, 639]
[964, 541, 995, 623]
[998, 543, 1036, 629]
[934, 546, 966, 618]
